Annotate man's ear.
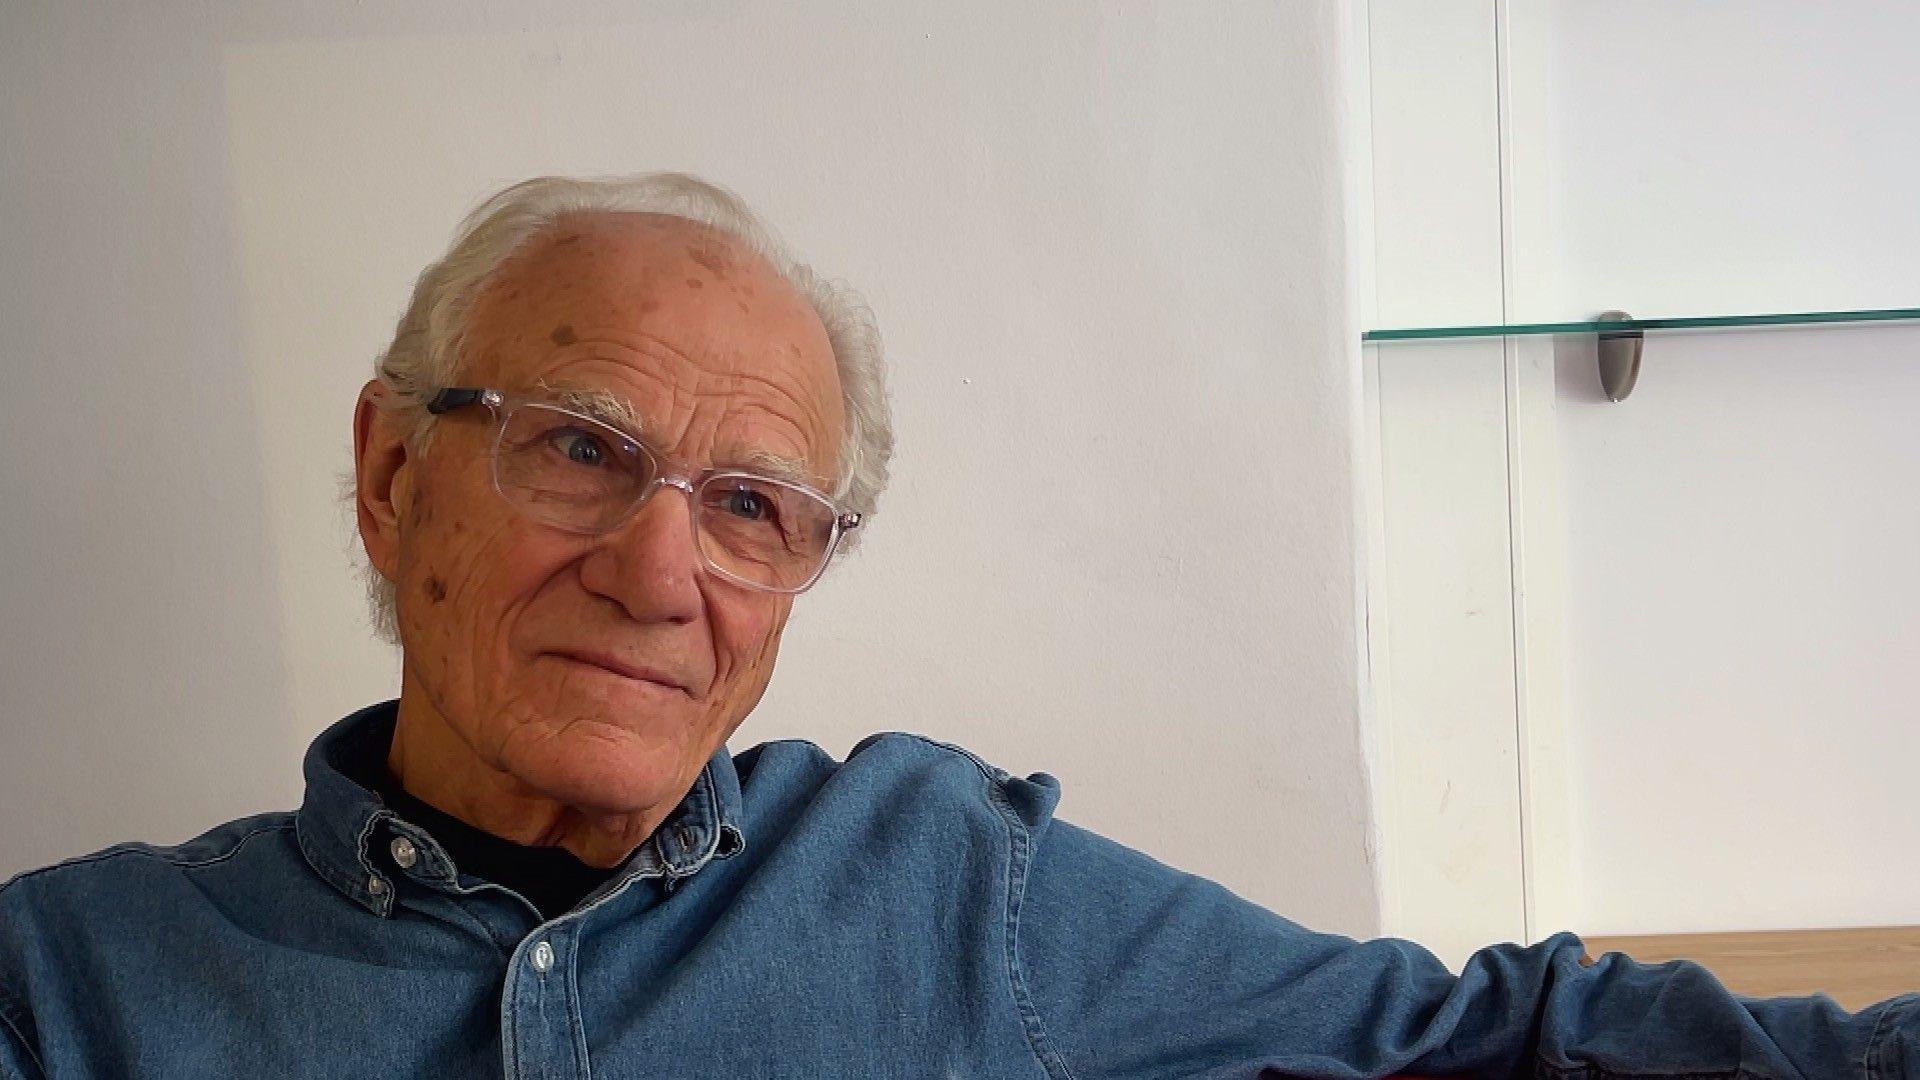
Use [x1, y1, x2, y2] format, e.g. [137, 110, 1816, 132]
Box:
[354, 379, 415, 584]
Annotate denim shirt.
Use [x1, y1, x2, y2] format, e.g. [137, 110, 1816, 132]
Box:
[2, 700, 1915, 1078]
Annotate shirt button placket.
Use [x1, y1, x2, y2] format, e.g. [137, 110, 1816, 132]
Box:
[504, 932, 583, 1079]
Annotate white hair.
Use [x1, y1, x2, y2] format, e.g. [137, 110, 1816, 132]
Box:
[348, 173, 893, 644]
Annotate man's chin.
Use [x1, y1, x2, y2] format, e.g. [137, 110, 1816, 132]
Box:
[530, 763, 681, 818]
[500, 716, 695, 815]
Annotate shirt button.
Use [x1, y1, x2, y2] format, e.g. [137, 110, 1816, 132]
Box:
[531, 940, 554, 973]
[389, 835, 418, 869]
[367, 875, 388, 897]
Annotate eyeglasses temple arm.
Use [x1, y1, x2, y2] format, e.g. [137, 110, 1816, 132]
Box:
[426, 387, 499, 415]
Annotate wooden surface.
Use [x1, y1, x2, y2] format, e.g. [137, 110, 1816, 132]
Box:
[1583, 926, 1920, 1012]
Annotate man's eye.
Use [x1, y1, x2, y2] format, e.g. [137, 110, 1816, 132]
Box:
[550, 429, 610, 467]
[720, 487, 774, 522]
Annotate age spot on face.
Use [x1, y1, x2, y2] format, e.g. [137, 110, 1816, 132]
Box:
[686, 242, 731, 280]
[550, 324, 578, 346]
[685, 277, 704, 290]
[424, 575, 448, 604]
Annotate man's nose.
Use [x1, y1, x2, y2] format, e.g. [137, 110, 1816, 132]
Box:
[578, 481, 705, 625]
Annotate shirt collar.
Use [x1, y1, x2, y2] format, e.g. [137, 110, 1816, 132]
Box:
[295, 698, 746, 917]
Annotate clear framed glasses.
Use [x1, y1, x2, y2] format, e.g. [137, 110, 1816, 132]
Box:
[425, 386, 859, 594]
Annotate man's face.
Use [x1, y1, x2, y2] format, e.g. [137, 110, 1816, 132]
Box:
[384, 214, 844, 816]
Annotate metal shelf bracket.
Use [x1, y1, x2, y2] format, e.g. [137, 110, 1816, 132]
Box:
[1596, 309, 1645, 402]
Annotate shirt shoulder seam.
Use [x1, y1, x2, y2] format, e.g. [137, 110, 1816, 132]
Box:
[855, 732, 1073, 1076]
[859, 730, 1018, 784]
[0, 818, 295, 896]
[976, 764, 1078, 1080]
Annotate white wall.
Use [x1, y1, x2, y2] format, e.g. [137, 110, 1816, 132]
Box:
[1363, 0, 1920, 949]
[1554, 326, 1920, 934]
[1523, 2, 1920, 322]
[0, 2, 1379, 936]
[1528, 3, 1920, 935]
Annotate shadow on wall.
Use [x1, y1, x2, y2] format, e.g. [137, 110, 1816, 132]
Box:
[1553, 334, 1613, 406]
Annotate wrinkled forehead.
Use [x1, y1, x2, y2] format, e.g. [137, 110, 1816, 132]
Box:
[460, 212, 845, 477]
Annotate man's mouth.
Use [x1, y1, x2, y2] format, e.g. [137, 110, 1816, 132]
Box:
[545, 649, 692, 696]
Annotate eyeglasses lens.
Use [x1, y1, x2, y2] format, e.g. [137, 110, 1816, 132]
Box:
[491, 404, 837, 592]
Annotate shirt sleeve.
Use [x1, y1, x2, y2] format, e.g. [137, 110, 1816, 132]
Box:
[1011, 814, 1920, 1079]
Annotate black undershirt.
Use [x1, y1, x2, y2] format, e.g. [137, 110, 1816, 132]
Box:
[370, 769, 620, 922]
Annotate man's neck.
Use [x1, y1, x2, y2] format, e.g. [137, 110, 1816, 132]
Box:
[386, 674, 673, 870]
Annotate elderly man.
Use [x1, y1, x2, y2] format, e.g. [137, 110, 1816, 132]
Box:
[2, 174, 1915, 1079]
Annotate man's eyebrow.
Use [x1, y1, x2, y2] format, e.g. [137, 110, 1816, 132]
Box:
[730, 448, 824, 490]
[535, 378, 829, 491]
[536, 378, 644, 440]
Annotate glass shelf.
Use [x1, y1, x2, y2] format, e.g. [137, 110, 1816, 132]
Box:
[1363, 306, 1920, 343]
